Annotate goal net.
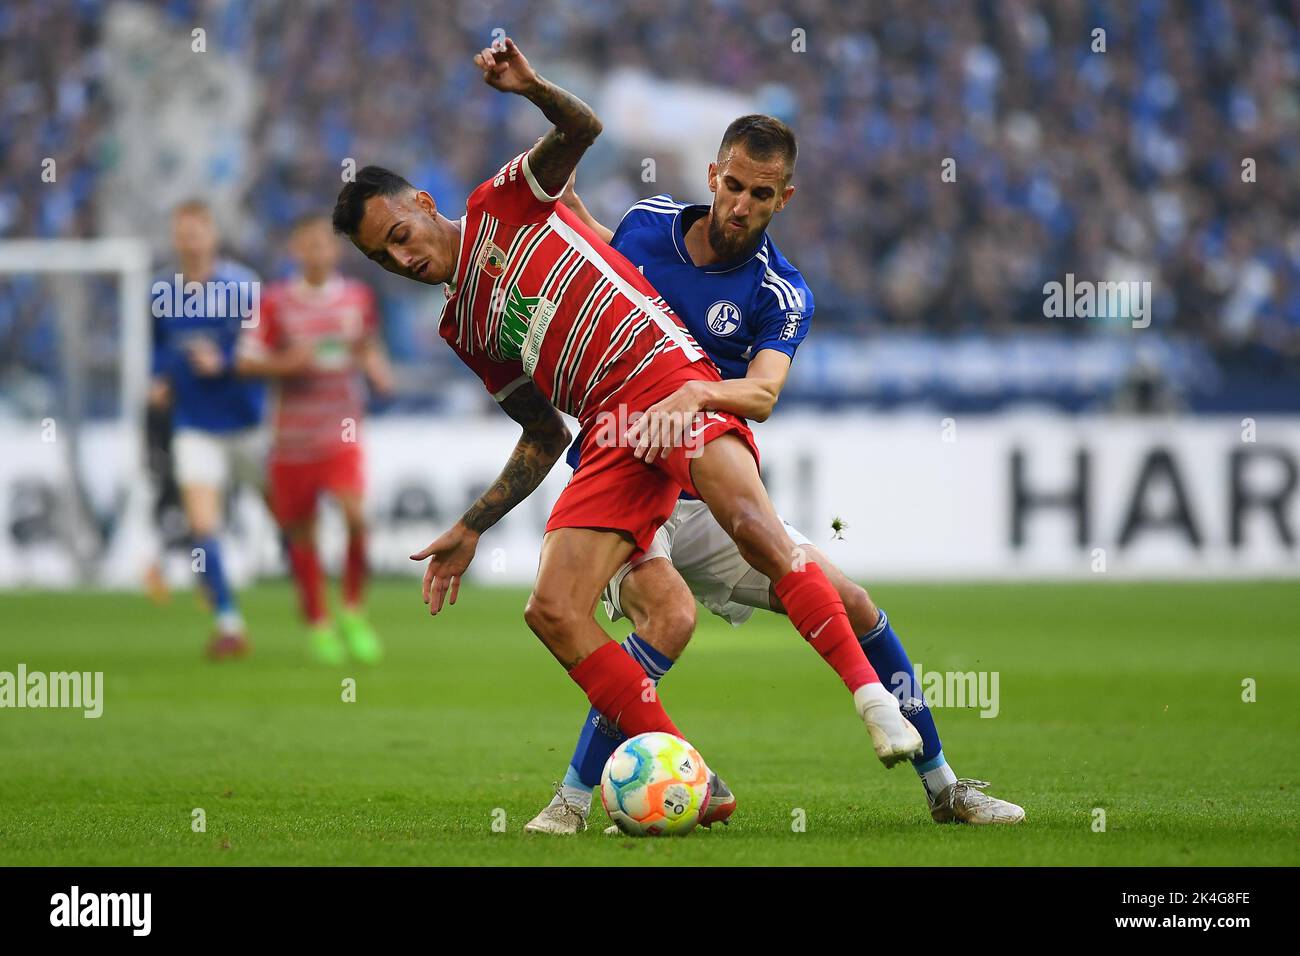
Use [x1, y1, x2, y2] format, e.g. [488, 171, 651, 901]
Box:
[0, 239, 164, 588]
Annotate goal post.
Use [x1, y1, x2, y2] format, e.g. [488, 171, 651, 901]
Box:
[0, 238, 154, 587]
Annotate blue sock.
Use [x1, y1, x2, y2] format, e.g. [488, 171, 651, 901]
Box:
[860, 608, 947, 774]
[567, 632, 674, 791]
[194, 534, 237, 618]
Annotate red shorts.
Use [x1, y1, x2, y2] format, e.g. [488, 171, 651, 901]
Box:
[545, 363, 760, 557]
[269, 444, 365, 525]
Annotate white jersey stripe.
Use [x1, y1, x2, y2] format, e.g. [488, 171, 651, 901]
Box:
[455, 213, 498, 350]
[578, 315, 651, 414]
[580, 306, 640, 401]
[551, 276, 609, 403]
[545, 212, 702, 363]
[633, 195, 683, 210]
[521, 149, 566, 203]
[485, 220, 549, 350]
[761, 275, 791, 311]
[626, 203, 683, 217]
[765, 266, 803, 310]
[559, 284, 617, 415]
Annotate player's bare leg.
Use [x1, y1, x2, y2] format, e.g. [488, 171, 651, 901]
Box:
[618, 558, 696, 660]
[182, 482, 248, 660]
[522, 528, 707, 835]
[689, 433, 922, 767]
[527, 558, 736, 833]
[524, 527, 638, 668]
[334, 490, 381, 664]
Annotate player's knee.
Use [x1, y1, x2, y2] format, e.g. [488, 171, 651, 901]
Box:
[639, 600, 695, 660]
[839, 580, 879, 634]
[726, 506, 787, 578]
[523, 590, 577, 644]
[338, 501, 366, 536]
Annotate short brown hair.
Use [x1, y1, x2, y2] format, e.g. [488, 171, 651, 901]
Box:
[718, 114, 797, 181]
[291, 212, 332, 234]
[172, 198, 213, 220]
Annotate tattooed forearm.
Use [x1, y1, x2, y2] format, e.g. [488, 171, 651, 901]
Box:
[524, 79, 602, 195]
[460, 382, 571, 534]
[525, 78, 601, 141]
[461, 435, 563, 533]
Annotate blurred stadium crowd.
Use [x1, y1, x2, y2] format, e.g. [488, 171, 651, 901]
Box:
[2, 0, 1299, 417]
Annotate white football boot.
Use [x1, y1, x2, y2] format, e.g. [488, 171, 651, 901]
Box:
[523, 787, 591, 835]
[853, 682, 924, 767]
[929, 779, 1025, 825]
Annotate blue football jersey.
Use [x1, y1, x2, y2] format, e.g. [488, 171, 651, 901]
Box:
[150, 259, 266, 432]
[608, 195, 814, 379]
[565, 195, 813, 470]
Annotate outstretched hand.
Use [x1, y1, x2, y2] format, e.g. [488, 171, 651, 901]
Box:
[473, 37, 539, 95]
[409, 522, 480, 615]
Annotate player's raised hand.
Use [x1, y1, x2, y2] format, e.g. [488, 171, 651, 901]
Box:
[473, 37, 538, 95]
[410, 523, 480, 615]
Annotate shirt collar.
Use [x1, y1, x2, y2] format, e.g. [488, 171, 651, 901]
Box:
[445, 214, 468, 298]
[291, 274, 344, 300]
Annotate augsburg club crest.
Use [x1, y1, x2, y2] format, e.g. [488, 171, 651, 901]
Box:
[476, 240, 506, 278]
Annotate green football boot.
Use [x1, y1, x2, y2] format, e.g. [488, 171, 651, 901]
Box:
[339, 610, 382, 664]
[310, 622, 346, 666]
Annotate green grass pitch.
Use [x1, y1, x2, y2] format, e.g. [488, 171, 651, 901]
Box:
[1, 579, 1296, 866]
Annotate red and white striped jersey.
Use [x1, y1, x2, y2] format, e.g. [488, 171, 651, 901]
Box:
[247, 275, 378, 462]
[438, 149, 707, 422]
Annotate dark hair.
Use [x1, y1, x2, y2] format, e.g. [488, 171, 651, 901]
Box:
[718, 114, 797, 181]
[332, 165, 415, 236]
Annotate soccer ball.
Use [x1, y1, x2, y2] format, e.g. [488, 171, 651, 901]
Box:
[600, 732, 712, 836]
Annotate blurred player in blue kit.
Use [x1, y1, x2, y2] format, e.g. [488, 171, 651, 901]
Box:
[148, 200, 274, 659]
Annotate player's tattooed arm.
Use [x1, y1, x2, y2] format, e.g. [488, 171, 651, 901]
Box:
[524, 86, 603, 197]
[460, 381, 572, 534]
[411, 381, 568, 614]
[474, 38, 602, 197]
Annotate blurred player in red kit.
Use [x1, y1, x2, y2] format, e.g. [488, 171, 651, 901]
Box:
[239, 215, 394, 664]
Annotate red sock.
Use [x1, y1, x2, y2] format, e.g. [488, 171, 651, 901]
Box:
[343, 531, 367, 608]
[569, 642, 682, 737]
[774, 563, 878, 693]
[286, 541, 326, 624]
